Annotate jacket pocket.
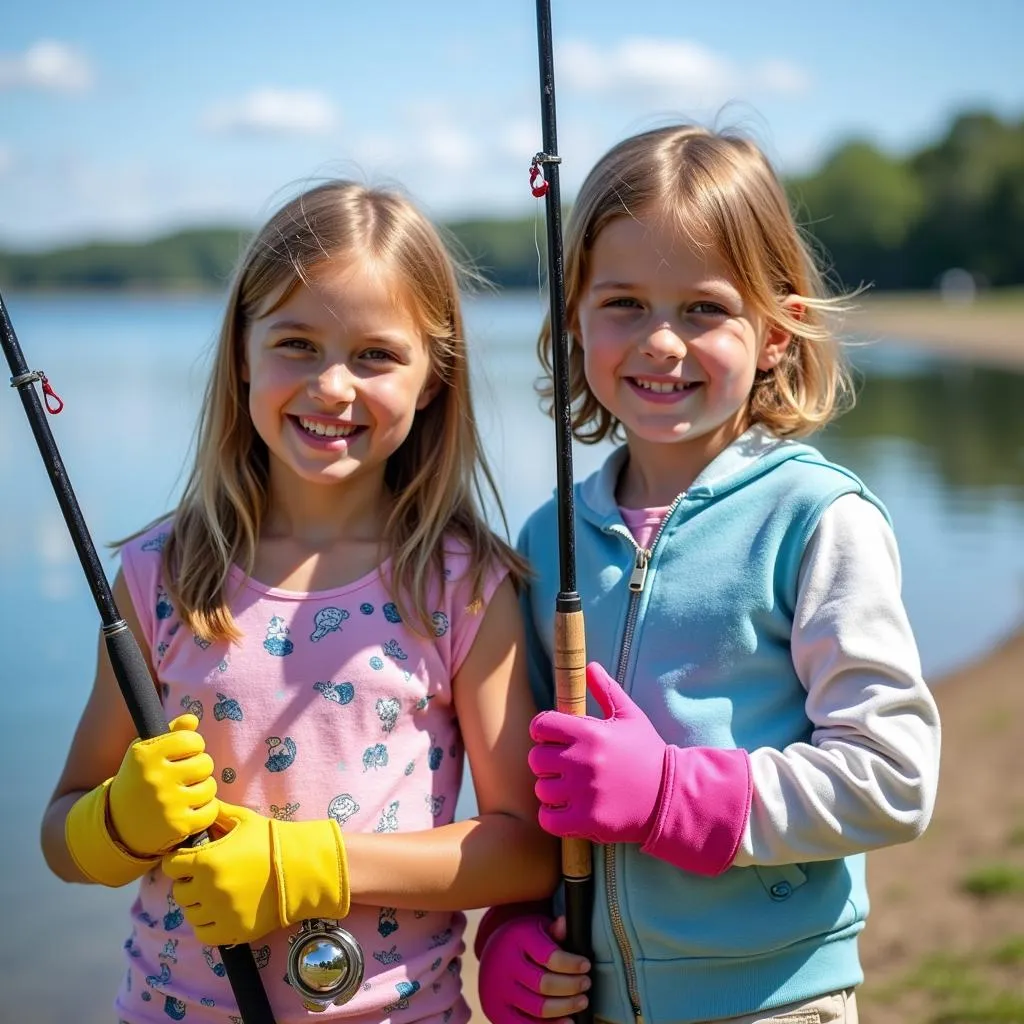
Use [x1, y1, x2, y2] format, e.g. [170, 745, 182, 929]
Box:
[754, 863, 808, 902]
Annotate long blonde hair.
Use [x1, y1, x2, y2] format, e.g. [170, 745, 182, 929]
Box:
[143, 180, 525, 643]
[538, 124, 855, 443]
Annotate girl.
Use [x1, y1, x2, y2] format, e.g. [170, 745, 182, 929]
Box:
[40, 180, 558, 1024]
[476, 125, 941, 1024]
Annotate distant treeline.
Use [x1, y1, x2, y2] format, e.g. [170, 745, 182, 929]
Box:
[2, 110, 1021, 293]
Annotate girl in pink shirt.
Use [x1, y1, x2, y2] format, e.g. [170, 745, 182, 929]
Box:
[40, 180, 558, 1024]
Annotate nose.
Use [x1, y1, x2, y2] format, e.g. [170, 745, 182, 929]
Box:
[639, 321, 687, 361]
[311, 361, 357, 405]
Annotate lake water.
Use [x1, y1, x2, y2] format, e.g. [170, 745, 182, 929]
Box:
[1, 291, 1022, 1022]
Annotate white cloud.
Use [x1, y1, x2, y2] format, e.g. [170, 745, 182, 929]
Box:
[559, 38, 809, 107]
[0, 40, 94, 93]
[203, 89, 337, 136]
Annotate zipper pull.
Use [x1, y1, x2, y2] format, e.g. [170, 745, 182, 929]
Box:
[628, 548, 650, 592]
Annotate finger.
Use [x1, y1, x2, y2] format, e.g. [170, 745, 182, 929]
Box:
[175, 752, 216, 789]
[544, 948, 591, 976]
[538, 994, 590, 1021]
[537, 806, 575, 839]
[528, 743, 568, 779]
[585, 661, 627, 719]
[167, 713, 201, 734]
[533, 777, 569, 807]
[529, 711, 581, 745]
[538, 969, 591, 998]
[548, 916, 567, 943]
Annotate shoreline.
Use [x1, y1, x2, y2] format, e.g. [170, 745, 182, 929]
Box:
[842, 292, 1024, 370]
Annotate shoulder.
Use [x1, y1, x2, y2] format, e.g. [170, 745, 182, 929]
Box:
[118, 517, 175, 576]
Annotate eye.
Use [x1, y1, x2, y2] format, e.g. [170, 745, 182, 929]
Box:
[277, 337, 315, 352]
[689, 301, 729, 316]
[362, 347, 400, 363]
[603, 296, 643, 310]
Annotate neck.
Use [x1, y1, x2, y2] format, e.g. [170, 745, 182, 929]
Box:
[263, 472, 391, 546]
[618, 422, 745, 507]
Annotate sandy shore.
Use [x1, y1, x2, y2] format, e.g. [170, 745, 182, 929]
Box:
[843, 292, 1024, 369]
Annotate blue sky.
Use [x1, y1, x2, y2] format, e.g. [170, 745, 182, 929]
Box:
[2, 0, 1022, 249]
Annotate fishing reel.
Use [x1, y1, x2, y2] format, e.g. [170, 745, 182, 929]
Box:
[286, 919, 364, 1013]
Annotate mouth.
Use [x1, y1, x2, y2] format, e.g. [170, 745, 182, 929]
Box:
[628, 377, 701, 399]
[291, 416, 366, 444]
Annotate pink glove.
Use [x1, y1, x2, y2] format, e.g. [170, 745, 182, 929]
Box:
[478, 913, 590, 1024]
[528, 662, 752, 875]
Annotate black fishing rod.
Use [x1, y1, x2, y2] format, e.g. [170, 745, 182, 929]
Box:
[532, 2, 594, 1017]
[0, 289, 277, 1024]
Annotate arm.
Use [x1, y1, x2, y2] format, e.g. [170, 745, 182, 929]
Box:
[344, 576, 560, 908]
[733, 494, 941, 865]
[40, 570, 217, 884]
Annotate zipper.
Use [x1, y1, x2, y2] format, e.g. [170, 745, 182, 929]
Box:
[601, 494, 684, 1024]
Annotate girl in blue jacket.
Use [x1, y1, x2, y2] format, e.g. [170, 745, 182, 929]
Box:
[476, 125, 941, 1024]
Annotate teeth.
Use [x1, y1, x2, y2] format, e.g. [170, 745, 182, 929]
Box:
[635, 379, 689, 393]
[299, 417, 357, 438]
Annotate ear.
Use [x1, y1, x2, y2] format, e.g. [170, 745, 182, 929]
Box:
[415, 370, 443, 411]
[757, 295, 803, 372]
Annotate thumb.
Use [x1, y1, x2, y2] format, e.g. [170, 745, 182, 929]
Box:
[585, 661, 633, 720]
[167, 713, 200, 733]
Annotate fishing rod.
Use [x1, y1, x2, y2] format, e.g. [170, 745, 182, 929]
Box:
[532, 1, 594, 1016]
[0, 289, 278, 1024]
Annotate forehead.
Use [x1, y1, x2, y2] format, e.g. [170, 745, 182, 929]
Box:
[253, 257, 422, 330]
[588, 214, 734, 282]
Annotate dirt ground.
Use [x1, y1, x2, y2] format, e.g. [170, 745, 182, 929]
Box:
[843, 292, 1024, 369]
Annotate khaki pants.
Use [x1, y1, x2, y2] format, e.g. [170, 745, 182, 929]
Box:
[597, 988, 858, 1024]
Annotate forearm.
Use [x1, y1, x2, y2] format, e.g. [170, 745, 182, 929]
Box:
[41, 791, 95, 883]
[345, 812, 559, 911]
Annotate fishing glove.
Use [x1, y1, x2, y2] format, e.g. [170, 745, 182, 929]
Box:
[163, 801, 350, 947]
[529, 662, 752, 875]
[64, 713, 218, 887]
[477, 912, 591, 1024]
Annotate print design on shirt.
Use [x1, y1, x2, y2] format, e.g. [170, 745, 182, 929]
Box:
[265, 736, 297, 772]
[213, 692, 243, 721]
[179, 694, 204, 721]
[314, 680, 355, 706]
[376, 697, 400, 733]
[263, 615, 294, 656]
[376, 801, 400, 833]
[156, 584, 174, 620]
[328, 793, 360, 825]
[431, 611, 449, 637]
[311, 606, 349, 642]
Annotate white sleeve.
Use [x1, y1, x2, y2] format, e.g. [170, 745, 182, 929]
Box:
[732, 493, 941, 867]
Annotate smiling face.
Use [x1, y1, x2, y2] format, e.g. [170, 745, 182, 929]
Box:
[242, 257, 438, 504]
[575, 213, 792, 495]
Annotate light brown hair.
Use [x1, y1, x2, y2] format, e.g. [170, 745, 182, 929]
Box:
[538, 124, 855, 443]
[131, 180, 525, 643]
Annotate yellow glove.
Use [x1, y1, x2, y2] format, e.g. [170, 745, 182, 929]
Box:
[163, 801, 350, 947]
[65, 714, 218, 887]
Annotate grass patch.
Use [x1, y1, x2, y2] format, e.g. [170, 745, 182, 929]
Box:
[960, 863, 1024, 897]
[874, 948, 1024, 1023]
[991, 936, 1024, 966]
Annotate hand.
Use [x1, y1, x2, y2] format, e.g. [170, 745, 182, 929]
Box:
[64, 713, 218, 888]
[531, 663, 752, 875]
[478, 914, 591, 1024]
[529, 662, 667, 845]
[108, 713, 218, 858]
[162, 802, 349, 947]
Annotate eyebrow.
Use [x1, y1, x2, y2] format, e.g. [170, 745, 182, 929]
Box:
[590, 279, 741, 299]
[264, 318, 318, 333]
